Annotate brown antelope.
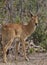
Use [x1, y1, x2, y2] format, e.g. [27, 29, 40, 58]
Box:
[1, 12, 38, 63]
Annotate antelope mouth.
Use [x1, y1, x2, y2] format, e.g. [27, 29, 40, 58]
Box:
[35, 23, 38, 26]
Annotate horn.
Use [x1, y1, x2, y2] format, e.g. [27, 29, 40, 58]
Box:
[29, 11, 34, 17]
[28, 11, 34, 17]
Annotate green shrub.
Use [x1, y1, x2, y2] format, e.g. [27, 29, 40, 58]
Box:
[40, 39, 47, 50]
[29, 48, 35, 53]
[15, 16, 21, 23]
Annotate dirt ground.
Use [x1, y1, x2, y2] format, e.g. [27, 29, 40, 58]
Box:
[0, 53, 47, 65]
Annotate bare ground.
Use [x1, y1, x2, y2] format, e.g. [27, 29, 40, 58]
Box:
[0, 53, 47, 65]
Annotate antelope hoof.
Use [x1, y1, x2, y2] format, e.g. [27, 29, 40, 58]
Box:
[25, 57, 29, 61]
[3, 58, 7, 63]
[3, 60, 7, 63]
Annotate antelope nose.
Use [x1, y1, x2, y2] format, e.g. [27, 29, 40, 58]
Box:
[35, 23, 37, 26]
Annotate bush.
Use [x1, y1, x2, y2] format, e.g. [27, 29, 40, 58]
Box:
[40, 39, 47, 50]
[29, 48, 35, 53]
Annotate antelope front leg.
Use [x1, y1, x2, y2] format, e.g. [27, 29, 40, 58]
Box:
[21, 39, 29, 61]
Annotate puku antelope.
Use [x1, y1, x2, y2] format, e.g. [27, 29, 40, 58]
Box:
[1, 12, 38, 63]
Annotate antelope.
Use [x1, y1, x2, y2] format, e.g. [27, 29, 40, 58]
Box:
[1, 12, 38, 63]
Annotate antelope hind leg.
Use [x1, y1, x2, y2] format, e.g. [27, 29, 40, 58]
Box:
[3, 46, 7, 63]
[2, 38, 14, 63]
[15, 42, 19, 60]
